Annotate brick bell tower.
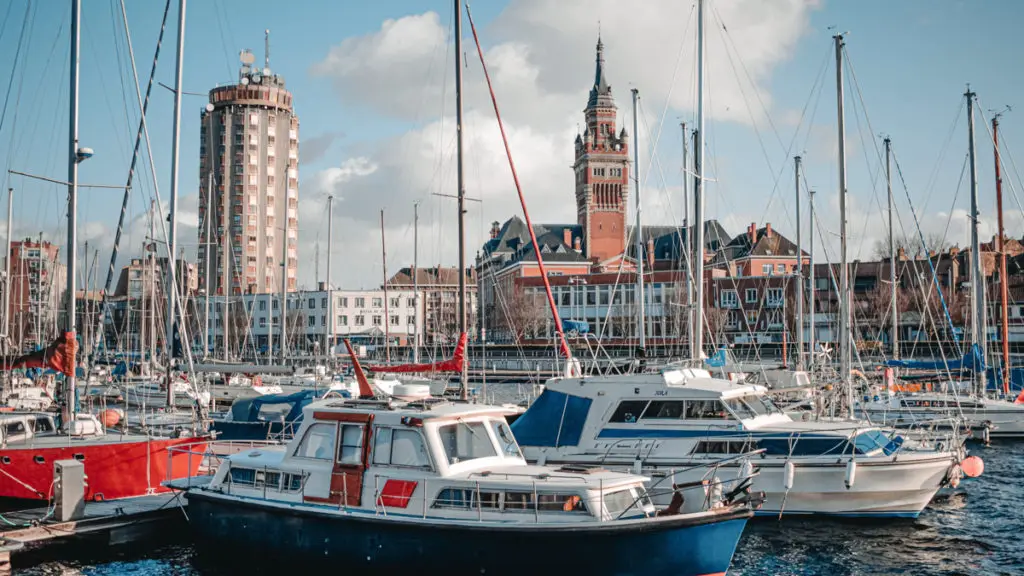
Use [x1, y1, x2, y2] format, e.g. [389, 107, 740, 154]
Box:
[573, 35, 630, 267]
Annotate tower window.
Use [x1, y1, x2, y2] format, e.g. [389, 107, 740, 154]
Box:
[592, 168, 605, 177]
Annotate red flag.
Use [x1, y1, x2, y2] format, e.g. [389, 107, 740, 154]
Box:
[0, 332, 76, 376]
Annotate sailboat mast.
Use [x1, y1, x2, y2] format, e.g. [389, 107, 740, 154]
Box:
[632, 89, 645, 351]
[993, 114, 1010, 396]
[885, 137, 898, 360]
[966, 89, 986, 396]
[794, 155, 804, 369]
[203, 172, 212, 360]
[149, 202, 157, 364]
[279, 217, 287, 363]
[165, 0, 186, 407]
[3, 188, 12, 360]
[691, 0, 706, 361]
[65, 0, 81, 431]
[808, 189, 816, 361]
[681, 123, 693, 354]
[381, 209, 390, 364]
[834, 34, 852, 411]
[412, 201, 419, 364]
[455, 0, 468, 399]
[326, 195, 333, 360]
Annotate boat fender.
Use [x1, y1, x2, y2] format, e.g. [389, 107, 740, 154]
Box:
[960, 455, 984, 478]
[844, 461, 857, 489]
[783, 461, 795, 490]
[738, 460, 754, 480]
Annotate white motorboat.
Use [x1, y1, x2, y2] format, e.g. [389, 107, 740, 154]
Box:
[172, 398, 758, 575]
[512, 367, 974, 518]
[124, 379, 211, 409]
[858, 390, 1024, 439]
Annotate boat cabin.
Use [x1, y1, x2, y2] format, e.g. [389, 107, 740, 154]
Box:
[204, 399, 657, 522]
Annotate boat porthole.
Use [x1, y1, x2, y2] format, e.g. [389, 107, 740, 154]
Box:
[33, 456, 45, 464]
[0, 457, 9, 465]
[73, 454, 85, 461]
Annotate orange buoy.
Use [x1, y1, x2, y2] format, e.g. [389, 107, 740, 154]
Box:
[961, 455, 984, 478]
[101, 408, 123, 428]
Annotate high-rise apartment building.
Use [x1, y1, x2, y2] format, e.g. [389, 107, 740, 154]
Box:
[5, 239, 66, 350]
[198, 44, 299, 297]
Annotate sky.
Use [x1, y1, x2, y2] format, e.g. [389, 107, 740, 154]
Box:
[1, 0, 1023, 292]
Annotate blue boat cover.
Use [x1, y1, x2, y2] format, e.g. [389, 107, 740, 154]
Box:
[229, 390, 320, 423]
[511, 389, 592, 447]
[561, 320, 589, 334]
[883, 343, 985, 373]
[704, 347, 728, 367]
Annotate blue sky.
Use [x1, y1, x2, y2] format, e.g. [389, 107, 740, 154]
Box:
[0, 0, 1022, 290]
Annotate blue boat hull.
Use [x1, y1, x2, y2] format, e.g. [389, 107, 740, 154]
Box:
[187, 492, 748, 576]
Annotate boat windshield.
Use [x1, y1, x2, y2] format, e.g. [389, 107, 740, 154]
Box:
[490, 419, 523, 459]
[438, 420, 498, 465]
[739, 394, 782, 417]
[602, 488, 645, 519]
[724, 398, 757, 420]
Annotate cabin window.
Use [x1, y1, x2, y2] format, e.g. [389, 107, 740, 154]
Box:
[32, 418, 53, 433]
[692, 440, 758, 455]
[602, 488, 640, 519]
[229, 467, 256, 485]
[256, 403, 293, 422]
[5, 422, 26, 436]
[432, 488, 500, 510]
[294, 423, 337, 460]
[641, 401, 685, 419]
[337, 424, 364, 465]
[684, 400, 730, 420]
[490, 420, 522, 458]
[374, 428, 431, 469]
[724, 399, 757, 420]
[609, 400, 649, 423]
[282, 473, 304, 491]
[503, 491, 536, 511]
[740, 395, 781, 416]
[438, 422, 497, 465]
[537, 493, 588, 513]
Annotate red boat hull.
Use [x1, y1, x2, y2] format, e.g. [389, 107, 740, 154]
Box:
[0, 436, 206, 501]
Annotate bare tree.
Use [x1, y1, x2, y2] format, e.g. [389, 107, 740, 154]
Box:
[704, 307, 729, 348]
[499, 287, 547, 343]
[873, 233, 951, 260]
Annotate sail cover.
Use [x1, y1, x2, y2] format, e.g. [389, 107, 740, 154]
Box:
[0, 332, 76, 376]
[368, 333, 467, 374]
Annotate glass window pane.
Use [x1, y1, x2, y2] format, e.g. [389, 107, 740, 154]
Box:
[372, 427, 393, 465]
[390, 429, 431, 468]
[438, 422, 497, 464]
[296, 423, 336, 460]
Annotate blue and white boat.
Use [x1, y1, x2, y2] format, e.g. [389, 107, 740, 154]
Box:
[210, 390, 321, 441]
[176, 398, 756, 575]
[512, 367, 970, 518]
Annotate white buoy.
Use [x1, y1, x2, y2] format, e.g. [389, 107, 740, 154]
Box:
[783, 461, 795, 490]
[845, 460, 857, 489]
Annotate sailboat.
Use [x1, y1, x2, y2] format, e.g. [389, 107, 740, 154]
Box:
[0, 0, 204, 503]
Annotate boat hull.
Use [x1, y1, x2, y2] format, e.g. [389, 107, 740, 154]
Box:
[187, 490, 747, 576]
[0, 437, 206, 501]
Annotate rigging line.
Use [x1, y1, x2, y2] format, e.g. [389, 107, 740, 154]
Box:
[891, 143, 964, 357]
[976, 101, 1024, 230]
[109, 0, 138, 152]
[920, 99, 966, 218]
[845, 69, 887, 262]
[0, 1, 16, 49]
[210, 0, 233, 79]
[0, 0, 31, 138]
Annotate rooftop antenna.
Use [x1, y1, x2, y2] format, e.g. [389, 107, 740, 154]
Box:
[264, 29, 271, 74]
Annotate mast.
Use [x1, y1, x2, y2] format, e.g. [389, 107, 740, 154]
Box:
[794, 155, 804, 369]
[966, 89, 986, 396]
[380, 209, 390, 363]
[203, 172, 212, 359]
[326, 195, 334, 360]
[149, 201, 157, 364]
[455, 0, 468, 399]
[885, 137, 898, 360]
[65, 0, 81, 431]
[993, 114, 1010, 396]
[681, 123, 693, 354]
[834, 33, 852, 411]
[3, 188, 12, 361]
[412, 201, 419, 364]
[222, 197, 229, 361]
[632, 88, 645, 351]
[279, 217, 287, 364]
[691, 0, 707, 361]
[165, 0, 186, 408]
[808, 189, 816, 362]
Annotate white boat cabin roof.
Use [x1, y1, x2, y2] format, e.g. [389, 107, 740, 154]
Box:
[302, 398, 518, 425]
[544, 368, 767, 400]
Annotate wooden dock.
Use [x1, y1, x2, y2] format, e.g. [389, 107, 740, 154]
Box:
[0, 493, 186, 571]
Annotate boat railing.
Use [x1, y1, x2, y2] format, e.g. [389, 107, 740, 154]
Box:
[165, 439, 283, 489]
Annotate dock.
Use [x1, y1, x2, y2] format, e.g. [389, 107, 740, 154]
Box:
[0, 493, 186, 571]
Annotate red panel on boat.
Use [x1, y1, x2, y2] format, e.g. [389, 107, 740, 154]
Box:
[313, 412, 373, 423]
[379, 479, 417, 508]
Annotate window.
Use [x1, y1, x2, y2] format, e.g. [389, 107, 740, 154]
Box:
[767, 288, 784, 307]
[372, 315, 382, 326]
[373, 428, 431, 468]
[355, 316, 365, 326]
[259, 300, 266, 311]
[321, 297, 328, 308]
[407, 315, 416, 325]
[724, 398, 757, 420]
[308, 316, 315, 327]
[321, 315, 326, 326]
[390, 297, 400, 307]
[504, 491, 536, 511]
[437, 422, 497, 464]
[341, 297, 349, 308]
[432, 488, 499, 510]
[609, 400, 649, 423]
[406, 298, 415, 308]
[602, 489, 640, 519]
[337, 424, 364, 465]
[684, 400, 730, 420]
[308, 298, 316, 309]
[259, 317, 266, 328]
[776, 263, 786, 273]
[746, 310, 758, 326]
[272, 299, 279, 310]
[745, 288, 758, 303]
[490, 420, 522, 458]
[390, 315, 399, 326]
[295, 423, 336, 460]
[720, 290, 738, 309]
[340, 315, 348, 326]
[762, 264, 773, 275]
[537, 493, 589, 513]
[354, 297, 365, 308]
[372, 298, 383, 308]
[641, 401, 685, 419]
[692, 440, 758, 455]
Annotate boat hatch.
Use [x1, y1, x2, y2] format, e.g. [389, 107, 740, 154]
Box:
[556, 464, 607, 474]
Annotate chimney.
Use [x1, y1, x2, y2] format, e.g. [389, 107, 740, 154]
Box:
[490, 221, 501, 239]
[949, 246, 960, 258]
[897, 247, 907, 261]
[563, 228, 572, 247]
[647, 236, 655, 268]
[748, 223, 757, 244]
[573, 236, 582, 252]
[765, 222, 772, 239]
[928, 250, 937, 259]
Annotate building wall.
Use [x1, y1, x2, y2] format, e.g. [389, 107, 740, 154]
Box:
[5, 240, 65, 350]
[198, 64, 299, 296]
